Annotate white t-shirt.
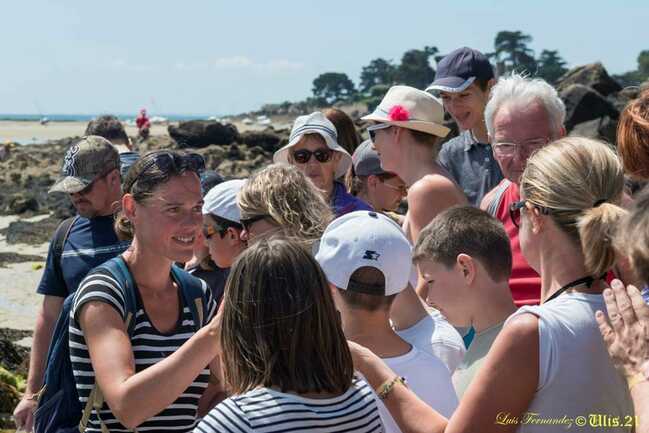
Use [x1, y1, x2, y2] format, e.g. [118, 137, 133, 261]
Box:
[375, 346, 458, 433]
[507, 292, 634, 432]
[395, 309, 466, 373]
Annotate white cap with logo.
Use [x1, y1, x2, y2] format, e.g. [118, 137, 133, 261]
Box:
[202, 179, 246, 223]
[315, 210, 412, 296]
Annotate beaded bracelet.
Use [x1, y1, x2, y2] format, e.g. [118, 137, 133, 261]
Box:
[376, 376, 407, 400]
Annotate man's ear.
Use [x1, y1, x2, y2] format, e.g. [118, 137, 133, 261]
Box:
[486, 78, 497, 93]
[457, 253, 477, 285]
[367, 174, 380, 188]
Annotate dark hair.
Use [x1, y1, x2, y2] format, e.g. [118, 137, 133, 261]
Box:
[351, 173, 396, 196]
[337, 267, 396, 311]
[323, 108, 360, 154]
[85, 115, 129, 144]
[221, 238, 354, 394]
[114, 150, 201, 240]
[474, 78, 491, 92]
[209, 214, 243, 237]
[414, 206, 512, 282]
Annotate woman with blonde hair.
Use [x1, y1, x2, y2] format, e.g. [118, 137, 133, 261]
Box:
[195, 238, 383, 432]
[237, 163, 333, 247]
[347, 137, 634, 433]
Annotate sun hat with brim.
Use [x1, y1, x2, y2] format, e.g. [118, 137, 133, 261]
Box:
[49, 136, 120, 194]
[273, 112, 352, 178]
[361, 85, 449, 138]
[425, 47, 494, 94]
[202, 179, 246, 223]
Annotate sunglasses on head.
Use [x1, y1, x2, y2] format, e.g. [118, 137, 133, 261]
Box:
[127, 151, 205, 190]
[291, 148, 333, 164]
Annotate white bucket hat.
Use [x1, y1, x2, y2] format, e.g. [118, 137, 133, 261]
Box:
[362, 85, 450, 138]
[273, 112, 352, 178]
[315, 210, 412, 296]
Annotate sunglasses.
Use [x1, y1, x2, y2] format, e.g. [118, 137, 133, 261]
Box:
[240, 214, 270, 232]
[509, 200, 551, 228]
[367, 123, 393, 143]
[291, 148, 334, 164]
[127, 151, 205, 191]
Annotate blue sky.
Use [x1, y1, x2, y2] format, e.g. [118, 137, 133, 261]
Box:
[1, 0, 646, 116]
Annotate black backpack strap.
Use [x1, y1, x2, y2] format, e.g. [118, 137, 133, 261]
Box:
[94, 256, 139, 336]
[171, 264, 209, 331]
[51, 215, 79, 292]
[486, 180, 511, 217]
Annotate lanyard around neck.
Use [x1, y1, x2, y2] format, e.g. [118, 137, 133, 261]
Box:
[545, 275, 604, 304]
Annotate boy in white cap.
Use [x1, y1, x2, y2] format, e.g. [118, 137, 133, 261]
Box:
[274, 112, 372, 217]
[316, 211, 458, 432]
[199, 179, 247, 302]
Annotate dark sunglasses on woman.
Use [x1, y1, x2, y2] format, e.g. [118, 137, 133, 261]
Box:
[127, 151, 205, 190]
[291, 148, 333, 164]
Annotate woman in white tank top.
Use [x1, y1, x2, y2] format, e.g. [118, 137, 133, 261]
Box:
[349, 137, 635, 433]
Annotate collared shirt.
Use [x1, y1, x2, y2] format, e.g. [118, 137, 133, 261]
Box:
[330, 181, 372, 217]
[438, 130, 503, 206]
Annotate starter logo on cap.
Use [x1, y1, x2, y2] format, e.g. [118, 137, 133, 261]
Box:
[362, 250, 380, 261]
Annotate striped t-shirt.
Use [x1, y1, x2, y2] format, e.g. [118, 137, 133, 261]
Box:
[70, 267, 217, 433]
[195, 377, 384, 433]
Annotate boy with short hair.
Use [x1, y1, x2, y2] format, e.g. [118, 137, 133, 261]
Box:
[413, 206, 517, 397]
[426, 47, 503, 206]
[316, 211, 458, 431]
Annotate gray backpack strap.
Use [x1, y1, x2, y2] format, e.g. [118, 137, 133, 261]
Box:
[486, 180, 511, 217]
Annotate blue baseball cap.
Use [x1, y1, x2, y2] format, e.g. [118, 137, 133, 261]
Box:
[426, 47, 494, 93]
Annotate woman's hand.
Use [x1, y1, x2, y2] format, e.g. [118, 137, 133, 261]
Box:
[596, 279, 649, 379]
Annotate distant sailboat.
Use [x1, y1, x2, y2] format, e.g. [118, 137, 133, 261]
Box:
[34, 100, 49, 125]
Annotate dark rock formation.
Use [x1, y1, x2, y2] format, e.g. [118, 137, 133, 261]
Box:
[168, 121, 240, 148]
[557, 62, 622, 96]
[239, 130, 283, 153]
[560, 84, 619, 131]
[569, 116, 618, 143]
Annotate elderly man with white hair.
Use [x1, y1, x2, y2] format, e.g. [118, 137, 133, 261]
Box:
[480, 73, 566, 307]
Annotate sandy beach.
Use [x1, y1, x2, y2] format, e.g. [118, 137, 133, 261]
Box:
[0, 118, 293, 145]
[0, 121, 169, 144]
[0, 214, 50, 337]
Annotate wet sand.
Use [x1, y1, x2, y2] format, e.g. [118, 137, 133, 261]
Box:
[0, 214, 50, 332]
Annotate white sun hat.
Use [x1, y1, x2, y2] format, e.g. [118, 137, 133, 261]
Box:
[361, 85, 450, 138]
[273, 112, 352, 178]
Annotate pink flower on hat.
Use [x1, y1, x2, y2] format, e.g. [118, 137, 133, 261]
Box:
[389, 105, 410, 121]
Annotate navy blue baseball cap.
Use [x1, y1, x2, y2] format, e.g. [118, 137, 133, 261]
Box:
[426, 47, 494, 93]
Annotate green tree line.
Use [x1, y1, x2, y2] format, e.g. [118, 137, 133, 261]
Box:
[310, 30, 648, 107]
